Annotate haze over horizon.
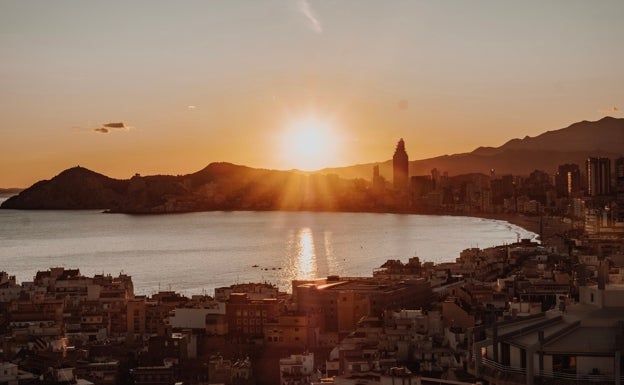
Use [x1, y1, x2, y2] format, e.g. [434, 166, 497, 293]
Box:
[2, 1, 623, 188]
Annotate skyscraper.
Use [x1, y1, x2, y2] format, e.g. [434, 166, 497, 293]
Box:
[555, 163, 580, 197]
[393, 138, 409, 191]
[615, 157, 624, 223]
[616, 157, 624, 195]
[586, 157, 611, 196]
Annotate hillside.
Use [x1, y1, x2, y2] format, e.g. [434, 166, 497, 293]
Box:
[1, 167, 127, 209]
[1, 163, 378, 213]
[3, 117, 623, 213]
[319, 116, 624, 180]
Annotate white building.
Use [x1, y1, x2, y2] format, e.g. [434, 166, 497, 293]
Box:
[280, 352, 316, 385]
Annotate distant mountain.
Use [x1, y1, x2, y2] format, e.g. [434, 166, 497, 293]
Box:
[319, 116, 624, 179]
[1, 163, 379, 213]
[3, 117, 623, 212]
[1, 167, 127, 209]
[0, 188, 23, 197]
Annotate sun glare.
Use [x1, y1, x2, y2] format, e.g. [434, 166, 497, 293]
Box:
[279, 116, 338, 171]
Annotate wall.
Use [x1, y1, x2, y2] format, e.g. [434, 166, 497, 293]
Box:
[577, 356, 614, 376]
[510, 346, 523, 369]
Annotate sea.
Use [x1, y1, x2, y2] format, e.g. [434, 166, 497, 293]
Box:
[0, 197, 537, 296]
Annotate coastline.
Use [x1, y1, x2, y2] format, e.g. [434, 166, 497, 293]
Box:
[0, 194, 568, 245]
[465, 212, 575, 243]
[471, 213, 542, 237]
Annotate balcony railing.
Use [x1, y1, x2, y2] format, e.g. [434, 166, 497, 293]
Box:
[479, 357, 624, 383]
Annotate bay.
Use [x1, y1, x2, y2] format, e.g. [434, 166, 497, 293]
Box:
[0, 198, 536, 296]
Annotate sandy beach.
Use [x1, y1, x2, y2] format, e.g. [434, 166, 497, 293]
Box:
[470, 213, 575, 244]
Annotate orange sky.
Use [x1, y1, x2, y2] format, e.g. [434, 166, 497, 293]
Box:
[1, 1, 623, 187]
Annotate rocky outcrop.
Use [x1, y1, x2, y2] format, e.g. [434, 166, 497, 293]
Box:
[1, 167, 127, 209]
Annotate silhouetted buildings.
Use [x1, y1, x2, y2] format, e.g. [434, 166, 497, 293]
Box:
[410, 176, 434, 203]
[586, 157, 611, 196]
[392, 138, 409, 192]
[616, 157, 624, 195]
[555, 163, 581, 197]
[371, 165, 386, 194]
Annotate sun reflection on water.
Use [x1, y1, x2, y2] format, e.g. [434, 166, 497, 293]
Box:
[295, 227, 317, 279]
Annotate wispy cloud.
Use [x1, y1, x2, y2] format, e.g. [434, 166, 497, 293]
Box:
[93, 122, 132, 134]
[598, 106, 620, 114]
[299, 0, 322, 34]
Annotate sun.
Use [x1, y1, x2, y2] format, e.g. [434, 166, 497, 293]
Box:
[278, 116, 339, 171]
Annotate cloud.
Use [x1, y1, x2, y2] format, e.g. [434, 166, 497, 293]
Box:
[103, 122, 130, 130]
[299, 0, 322, 34]
[93, 122, 132, 134]
[598, 106, 620, 114]
[187, 105, 196, 110]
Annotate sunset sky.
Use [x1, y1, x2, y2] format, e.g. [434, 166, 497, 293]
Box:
[1, 1, 623, 187]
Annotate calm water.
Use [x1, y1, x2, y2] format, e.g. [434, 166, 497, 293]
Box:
[0, 198, 536, 295]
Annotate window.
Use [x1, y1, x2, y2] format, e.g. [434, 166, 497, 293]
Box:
[553, 355, 577, 374]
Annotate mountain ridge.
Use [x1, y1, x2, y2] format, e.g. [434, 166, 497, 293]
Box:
[2, 117, 623, 212]
[319, 116, 624, 180]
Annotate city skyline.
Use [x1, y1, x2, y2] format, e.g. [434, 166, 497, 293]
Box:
[2, 1, 624, 187]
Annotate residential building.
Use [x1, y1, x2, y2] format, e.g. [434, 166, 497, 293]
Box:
[586, 157, 611, 196]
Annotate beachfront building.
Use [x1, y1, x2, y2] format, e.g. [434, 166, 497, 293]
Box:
[469, 283, 624, 385]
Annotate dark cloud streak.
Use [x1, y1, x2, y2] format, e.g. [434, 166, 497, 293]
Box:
[92, 121, 132, 134]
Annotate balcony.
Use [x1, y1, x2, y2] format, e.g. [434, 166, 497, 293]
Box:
[479, 357, 624, 385]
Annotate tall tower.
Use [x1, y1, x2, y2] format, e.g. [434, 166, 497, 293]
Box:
[393, 138, 409, 191]
[586, 157, 611, 196]
[556, 163, 580, 197]
[616, 157, 624, 195]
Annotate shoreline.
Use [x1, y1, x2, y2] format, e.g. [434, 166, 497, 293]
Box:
[466, 213, 576, 244]
[468, 213, 543, 238]
[0, 198, 567, 244]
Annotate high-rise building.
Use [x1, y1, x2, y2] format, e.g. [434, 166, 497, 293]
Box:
[393, 138, 409, 191]
[616, 157, 624, 195]
[431, 168, 440, 190]
[586, 157, 611, 196]
[372, 165, 385, 193]
[555, 163, 580, 197]
[615, 157, 624, 223]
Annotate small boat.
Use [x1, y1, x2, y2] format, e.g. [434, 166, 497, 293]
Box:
[252, 264, 259, 268]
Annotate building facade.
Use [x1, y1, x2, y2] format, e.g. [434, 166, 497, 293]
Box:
[586, 157, 611, 196]
[393, 139, 409, 192]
